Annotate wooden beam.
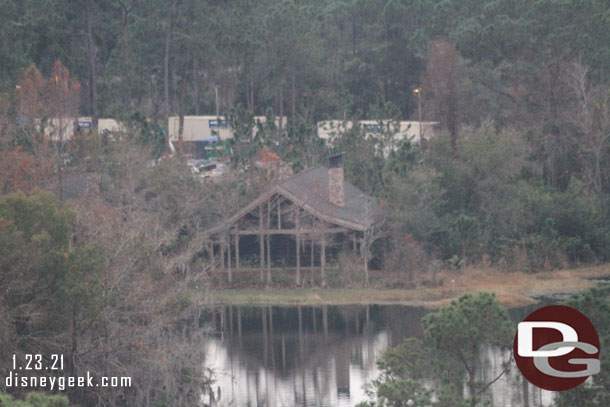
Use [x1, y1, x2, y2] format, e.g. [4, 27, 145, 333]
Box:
[217, 266, 320, 273]
[232, 228, 349, 235]
[276, 186, 371, 232]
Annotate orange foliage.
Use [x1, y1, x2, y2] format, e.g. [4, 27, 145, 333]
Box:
[46, 60, 81, 120]
[255, 148, 293, 179]
[15, 64, 45, 123]
[0, 146, 38, 194]
[13, 61, 81, 143]
[258, 148, 281, 163]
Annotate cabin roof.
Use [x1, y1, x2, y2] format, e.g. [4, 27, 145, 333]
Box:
[277, 166, 383, 230]
[204, 165, 384, 235]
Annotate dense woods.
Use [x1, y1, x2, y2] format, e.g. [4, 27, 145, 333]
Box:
[0, 0, 608, 271]
[0, 0, 609, 126]
[1, 0, 610, 405]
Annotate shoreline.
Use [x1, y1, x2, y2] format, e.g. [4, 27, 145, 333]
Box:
[206, 265, 610, 309]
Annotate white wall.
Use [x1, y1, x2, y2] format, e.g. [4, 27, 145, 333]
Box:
[317, 120, 440, 145]
[44, 117, 125, 140]
[168, 115, 286, 141]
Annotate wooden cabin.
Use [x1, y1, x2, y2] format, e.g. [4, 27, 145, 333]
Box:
[203, 153, 384, 286]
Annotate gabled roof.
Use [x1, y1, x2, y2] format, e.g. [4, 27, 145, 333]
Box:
[204, 166, 384, 236]
[276, 166, 383, 230]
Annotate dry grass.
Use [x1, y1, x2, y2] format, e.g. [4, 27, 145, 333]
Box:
[206, 264, 610, 309]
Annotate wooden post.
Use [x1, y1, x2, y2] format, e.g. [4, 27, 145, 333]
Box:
[310, 239, 315, 286]
[277, 198, 281, 229]
[235, 232, 240, 270]
[227, 237, 232, 284]
[266, 200, 271, 286]
[321, 233, 327, 287]
[364, 248, 369, 287]
[220, 241, 225, 272]
[207, 241, 215, 271]
[362, 234, 370, 287]
[259, 205, 264, 282]
[295, 207, 301, 286]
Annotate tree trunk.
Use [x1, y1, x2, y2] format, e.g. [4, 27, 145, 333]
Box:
[70, 306, 78, 376]
[215, 85, 220, 118]
[250, 80, 255, 113]
[448, 88, 458, 154]
[178, 69, 187, 140]
[120, 2, 132, 107]
[246, 78, 253, 113]
[164, 0, 177, 124]
[278, 81, 284, 135]
[193, 55, 200, 116]
[86, 0, 98, 130]
[291, 71, 296, 129]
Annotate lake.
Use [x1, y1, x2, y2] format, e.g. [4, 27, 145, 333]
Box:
[201, 302, 557, 407]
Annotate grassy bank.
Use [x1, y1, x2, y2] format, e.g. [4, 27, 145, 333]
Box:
[206, 265, 610, 308]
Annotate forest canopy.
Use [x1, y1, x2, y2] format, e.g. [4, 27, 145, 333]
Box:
[1, 1, 610, 405]
[0, 0, 609, 270]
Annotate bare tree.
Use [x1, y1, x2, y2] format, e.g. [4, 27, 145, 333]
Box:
[422, 39, 465, 154]
[85, 0, 98, 129]
[164, 0, 180, 125]
[46, 61, 81, 201]
[118, 0, 140, 107]
[564, 59, 610, 193]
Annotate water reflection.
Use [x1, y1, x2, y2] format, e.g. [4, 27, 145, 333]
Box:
[202, 304, 554, 407]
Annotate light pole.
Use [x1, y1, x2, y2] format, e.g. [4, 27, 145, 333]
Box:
[413, 88, 423, 146]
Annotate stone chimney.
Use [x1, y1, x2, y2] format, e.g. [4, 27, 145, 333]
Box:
[328, 152, 345, 207]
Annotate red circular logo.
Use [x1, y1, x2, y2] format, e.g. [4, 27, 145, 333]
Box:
[513, 305, 600, 391]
